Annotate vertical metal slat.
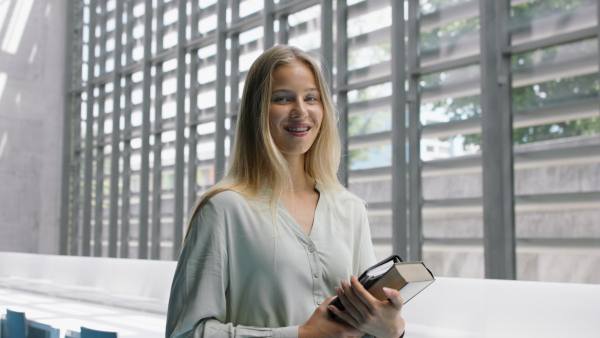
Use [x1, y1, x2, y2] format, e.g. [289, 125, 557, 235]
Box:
[407, 0, 422, 262]
[277, 14, 288, 45]
[94, 87, 106, 257]
[263, 0, 275, 49]
[120, 1, 136, 259]
[138, 0, 154, 259]
[81, 0, 98, 257]
[60, 0, 77, 255]
[108, 1, 125, 258]
[187, 0, 200, 217]
[320, 0, 333, 93]
[120, 75, 133, 258]
[172, 0, 188, 257]
[229, 1, 241, 161]
[391, 0, 408, 260]
[151, 0, 166, 260]
[214, 0, 227, 181]
[480, 0, 516, 279]
[335, 0, 348, 187]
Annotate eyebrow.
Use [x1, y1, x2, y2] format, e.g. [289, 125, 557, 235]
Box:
[272, 88, 320, 94]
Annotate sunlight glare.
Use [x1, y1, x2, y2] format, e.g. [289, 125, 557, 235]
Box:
[2, 0, 35, 54]
[0, 132, 7, 161]
[0, 1, 10, 32]
[0, 72, 6, 102]
[28, 43, 37, 63]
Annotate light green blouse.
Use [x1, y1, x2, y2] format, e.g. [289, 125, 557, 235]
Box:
[166, 184, 376, 337]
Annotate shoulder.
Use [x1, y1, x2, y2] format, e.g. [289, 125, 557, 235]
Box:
[188, 190, 255, 233]
[202, 189, 272, 216]
[206, 190, 248, 206]
[200, 190, 256, 216]
[321, 187, 369, 224]
[325, 187, 366, 209]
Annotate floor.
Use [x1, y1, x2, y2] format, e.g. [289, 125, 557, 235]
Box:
[0, 287, 166, 337]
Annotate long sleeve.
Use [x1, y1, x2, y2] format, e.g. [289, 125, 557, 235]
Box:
[165, 198, 298, 338]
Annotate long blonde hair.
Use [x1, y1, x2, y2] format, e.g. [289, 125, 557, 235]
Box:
[184, 45, 344, 241]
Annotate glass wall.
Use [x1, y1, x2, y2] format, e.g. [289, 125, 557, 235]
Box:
[63, 0, 600, 284]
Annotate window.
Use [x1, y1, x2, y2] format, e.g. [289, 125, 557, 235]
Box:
[64, 0, 600, 284]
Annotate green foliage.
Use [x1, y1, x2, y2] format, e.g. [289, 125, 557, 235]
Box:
[511, 0, 594, 27]
[420, 17, 478, 52]
[515, 118, 600, 144]
[348, 111, 391, 137]
[512, 74, 598, 110]
[350, 0, 599, 162]
[423, 0, 599, 149]
[348, 42, 391, 71]
[430, 74, 599, 149]
[348, 111, 391, 167]
[419, 0, 471, 15]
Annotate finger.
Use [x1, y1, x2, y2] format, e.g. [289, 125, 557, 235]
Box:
[335, 286, 362, 319]
[321, 296, 337, 310]
[341, 279, 370, 316]
[327, 303, 359, 328]
[349, 275, 378, 311]
[383, 287, 404, 309]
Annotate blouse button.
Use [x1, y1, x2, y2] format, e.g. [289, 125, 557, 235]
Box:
[313, 272, 320, 278]
[308, 244, 316, 252]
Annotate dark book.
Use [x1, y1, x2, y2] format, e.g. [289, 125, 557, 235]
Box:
[329, 255, 435, 319]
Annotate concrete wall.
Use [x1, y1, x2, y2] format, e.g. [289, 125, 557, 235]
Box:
[0, 0, 67, 254]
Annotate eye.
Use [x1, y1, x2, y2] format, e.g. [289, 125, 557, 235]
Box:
[305, 96, 319, 102]
[273, 96, 289, 103]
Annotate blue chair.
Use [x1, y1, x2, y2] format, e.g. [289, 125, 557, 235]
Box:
[6, 309, 26, 338]
[28, 320, 60, 338]
[80, 327, 118, 338]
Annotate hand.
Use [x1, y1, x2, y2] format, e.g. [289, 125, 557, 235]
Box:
[328, 275, 406, 338]
[299, 296, 364, 338]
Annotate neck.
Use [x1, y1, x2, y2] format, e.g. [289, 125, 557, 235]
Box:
[283, 154, 310, 191]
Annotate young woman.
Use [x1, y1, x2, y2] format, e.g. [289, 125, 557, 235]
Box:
[166, 45, 405, 338]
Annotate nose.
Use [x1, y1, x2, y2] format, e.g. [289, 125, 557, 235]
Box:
[290, 99, 308, 118]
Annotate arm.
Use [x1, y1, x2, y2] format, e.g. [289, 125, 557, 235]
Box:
[165, 200, 297, 338]
[328, 203, 404, 338]
[355, 204, 377, 277]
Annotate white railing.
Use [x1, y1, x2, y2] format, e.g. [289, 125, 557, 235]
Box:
[0, 252, 176, 315]
[403, 277, 600, 338]
[2, 252, 599, 337]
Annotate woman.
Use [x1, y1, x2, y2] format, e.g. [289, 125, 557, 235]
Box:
[166, 45, 405, 338]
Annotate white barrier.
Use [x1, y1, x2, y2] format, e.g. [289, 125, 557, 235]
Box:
[0, 252, 176, 315]
[1, 252, 600, 337]
[402, 276, 600, 338]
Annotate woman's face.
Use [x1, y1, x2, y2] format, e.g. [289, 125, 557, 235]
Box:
[269, 61, 323, 159]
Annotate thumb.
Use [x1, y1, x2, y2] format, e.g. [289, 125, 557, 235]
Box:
[321, 296, 336, 309]
[383, 287, 404, 308]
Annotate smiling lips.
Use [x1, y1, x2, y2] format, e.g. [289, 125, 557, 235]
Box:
[284, 124, 312, 136]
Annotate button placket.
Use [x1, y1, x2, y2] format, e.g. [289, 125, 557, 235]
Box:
[306, 240, 324, 306]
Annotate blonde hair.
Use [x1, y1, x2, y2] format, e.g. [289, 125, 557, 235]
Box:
[184, 45, 344, 241]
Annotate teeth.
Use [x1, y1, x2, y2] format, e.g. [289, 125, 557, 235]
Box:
[286, 127, 309, 132]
